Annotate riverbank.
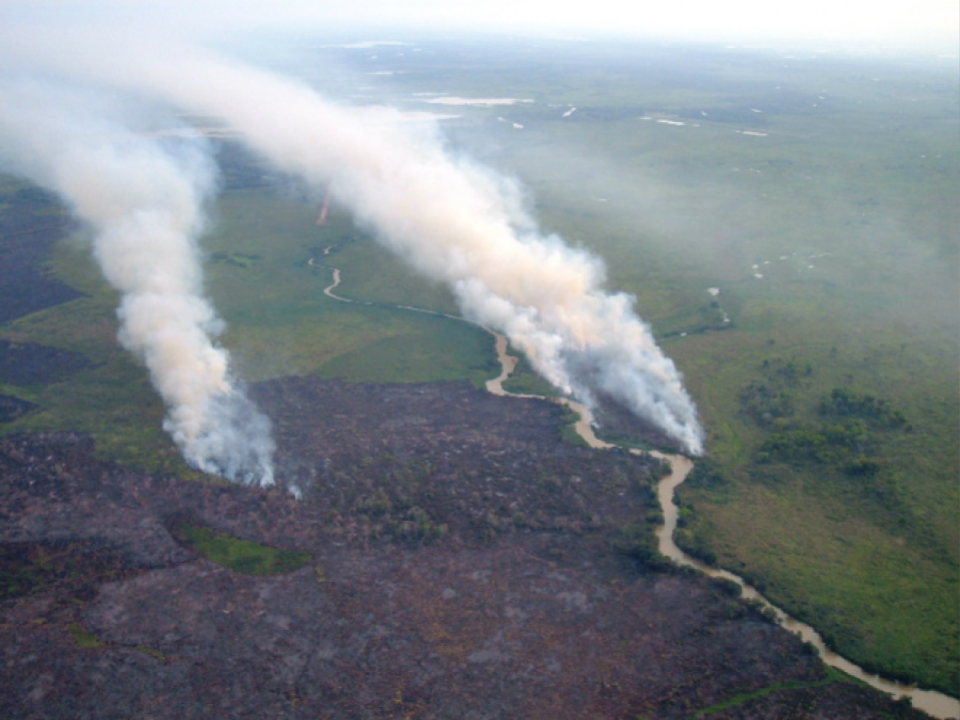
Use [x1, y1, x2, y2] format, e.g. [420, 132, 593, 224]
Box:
[486, 330, 958, 719]
[314, 250, 959, 719]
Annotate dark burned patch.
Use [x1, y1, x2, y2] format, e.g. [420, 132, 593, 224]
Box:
[704, 681, 922, 720]
[0, 187, 84, 324]
[0, 394, 34, 423]
[0, 386, 933, 719]
[251, 376, 665, 546]
[0, 539, 141, 603]
[0, 339, 90, 387]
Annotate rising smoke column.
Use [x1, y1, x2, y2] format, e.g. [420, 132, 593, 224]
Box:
[129, 48, 705, 455]
[0, 29, 705, 455]
[0, 83, 276, 486]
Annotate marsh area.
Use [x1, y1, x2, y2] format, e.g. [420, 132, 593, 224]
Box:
[0, 35, 957, 716]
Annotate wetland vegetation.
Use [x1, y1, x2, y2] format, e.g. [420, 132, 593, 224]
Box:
[0, 35, 956, 705]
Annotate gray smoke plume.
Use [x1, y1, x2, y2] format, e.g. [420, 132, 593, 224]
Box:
[0, 81, 276, 485]
[138, 50, 704, 454]
[0, 21, 704, 456]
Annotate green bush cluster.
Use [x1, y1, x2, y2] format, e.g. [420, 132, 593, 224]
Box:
[173, 522, 312, 576]
[744, 380, 908, 484]
[613, 521, 675, 573]
[739, 381, 796, 425]
[760, 357, 813, 384]
[757, 419, 869, 465]
[385, 506, 448, 545]
[818, 388, 907, 429]
[737, 357, 815, 426]
[684, 457, 729, 489]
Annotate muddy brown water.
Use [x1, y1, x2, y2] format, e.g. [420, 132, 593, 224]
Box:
[320, 259, 959, 719]
[486, 330, 958, 720]
[649, 449, 959, 720]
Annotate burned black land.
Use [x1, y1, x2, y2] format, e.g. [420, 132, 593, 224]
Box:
[0, 339, 90, 387]
[0, 188, 90, 427]
[0, 377, 933, 719]
[0, 188, 82, 326]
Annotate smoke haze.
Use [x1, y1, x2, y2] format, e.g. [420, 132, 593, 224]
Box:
[0, 15, 705, 455]
[0, 81, 277, 486]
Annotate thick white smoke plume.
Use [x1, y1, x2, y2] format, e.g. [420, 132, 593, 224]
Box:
[0, 21, 704, 455]
[0, 82, 276, 485]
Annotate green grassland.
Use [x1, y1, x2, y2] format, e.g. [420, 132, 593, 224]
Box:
[0, 182, 498, 474]
[201, 189, 497, 385]
[0, 38, 956, 695]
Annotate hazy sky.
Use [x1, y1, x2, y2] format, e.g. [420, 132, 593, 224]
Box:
[6, 0, 959, 53]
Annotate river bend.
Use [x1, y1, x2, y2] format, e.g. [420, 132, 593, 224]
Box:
[315, 253, 959, 720]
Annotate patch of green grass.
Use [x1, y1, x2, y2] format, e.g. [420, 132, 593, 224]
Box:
[556, 403, 590, 448]
[172, 522, 313, 576]
[69, 623, 105, 649]
[198, 190, 502, 387]
[694, 678, 835, 717]
[0, 545, 63, 601]
[136, 646, 167, 661]
[674, 336, 959, 694]
[327, 236, 460, 315]
[501, 351, 560, 398]
[693, 663, 872, 717]
[679, 450, 958, 693]
[315, 309, 498, 386]
[692, 665, 908, 717]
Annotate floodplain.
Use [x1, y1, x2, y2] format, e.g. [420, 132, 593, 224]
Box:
[0, 34, 957, 709]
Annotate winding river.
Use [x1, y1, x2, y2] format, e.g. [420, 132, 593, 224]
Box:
[315, 252, 960, 720]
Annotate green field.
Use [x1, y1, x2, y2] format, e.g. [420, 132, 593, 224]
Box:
[0, 38, 956, 695]
[0, 183, 499, 474]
